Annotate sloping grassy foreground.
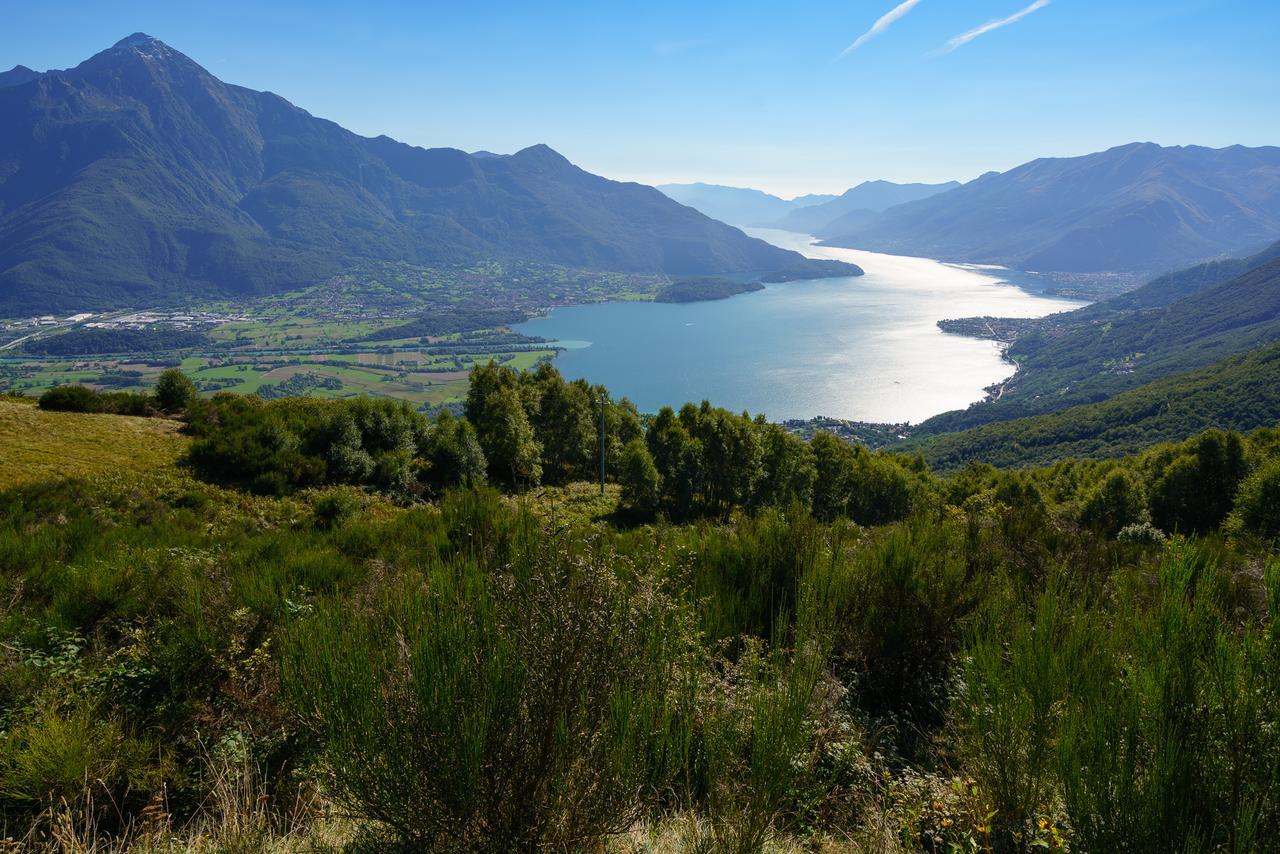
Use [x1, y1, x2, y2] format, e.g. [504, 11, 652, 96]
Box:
[0, 397, 185, 489]
[5, 373, 1280, 851]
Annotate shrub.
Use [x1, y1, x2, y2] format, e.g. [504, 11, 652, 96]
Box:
[281, 527, 691, 850]
[834, 518, 973, 733]
[38, 384, 104, 413]
[37, 384, 155, 416]
[955, 577, 1098, 846]
[1148, 430, 1249, 534]
[1117, 521, 1167, 545]
[0, 702, 166, 825]
[312, 488, 363, 530]
[184, 395, 428, 495]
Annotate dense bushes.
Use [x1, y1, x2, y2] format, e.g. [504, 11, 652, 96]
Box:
[10, 361, 1280, 849]
[185, 395, 444, 496]
[3, 428, 1280, 848]
[37, 368, 199, 416]
[283, 515, 691, 850]
[957, 550, 1280, 852]
[38, 384, 154, 416]
[1230, 456, 1280, 541]
[1146, 429, 1249, 534]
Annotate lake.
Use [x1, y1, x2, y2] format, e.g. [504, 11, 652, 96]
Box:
[513, 229, 1086, 424]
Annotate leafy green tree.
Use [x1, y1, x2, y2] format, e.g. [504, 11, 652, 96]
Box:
[466, 363, 542, 486]
[682, 403, 762, 518]
[1148, 430, 1249, 533]
[811, 433, 914, 525]
[646, 407, 704, 521]
[482, 386, 543, 488]
[154, 368, 197, 411]
[1229, 457, 1280, 540]
[523, 365, 596, 484]
[465, 362, 521, 438]
[1079, 468, 1148, 536]
[848, 455, 915, 526]
[811, 433, 857, 522]
[619, 438, 660, 519]
[423, 410, 487, 492]
[754, 424, 816, 511]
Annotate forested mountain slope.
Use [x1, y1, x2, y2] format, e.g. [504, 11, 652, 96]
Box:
[904, 341, 1280, 469]
[919, 255, 1280, 435]
[0, 35, 825, 313]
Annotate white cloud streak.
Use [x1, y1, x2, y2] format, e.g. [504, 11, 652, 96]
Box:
[840, 0, 925, 57]
[943, 0, 1052, 53]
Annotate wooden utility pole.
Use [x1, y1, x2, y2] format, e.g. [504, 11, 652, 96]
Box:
[599, 391, 607, 496]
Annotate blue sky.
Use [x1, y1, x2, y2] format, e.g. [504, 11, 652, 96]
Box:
[4, 1, 1278, 196]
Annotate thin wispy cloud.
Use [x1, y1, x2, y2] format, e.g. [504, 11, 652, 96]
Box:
[653, 38, 707, 56]
[840, 0, 925, 57]
[943, 0, 1051, 53]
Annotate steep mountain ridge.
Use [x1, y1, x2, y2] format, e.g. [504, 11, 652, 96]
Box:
[0, 34, 823, 313]
[823, 143, 1280, 273]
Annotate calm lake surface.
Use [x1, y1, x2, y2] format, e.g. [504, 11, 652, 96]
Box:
[513, 229, 1086, 424]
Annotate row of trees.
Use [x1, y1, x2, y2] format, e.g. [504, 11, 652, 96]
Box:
[463, 361, 642, 487]
[54, 363, 1280, 542]
[463, 362, 933, 524]
[618, 405, 928, 524]
[176, 361, 935, 527]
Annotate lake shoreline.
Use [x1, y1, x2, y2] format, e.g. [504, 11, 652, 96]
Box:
[515, 232, 1086, 424]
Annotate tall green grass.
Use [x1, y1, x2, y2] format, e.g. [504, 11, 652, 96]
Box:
[956, 546, 1280, 852]
[280, 518, 694, 850]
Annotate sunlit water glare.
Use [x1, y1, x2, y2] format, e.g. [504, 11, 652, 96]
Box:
[513, 229, 1084, 423]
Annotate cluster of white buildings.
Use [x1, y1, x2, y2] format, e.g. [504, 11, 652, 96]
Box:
[84, 310, 251, 330]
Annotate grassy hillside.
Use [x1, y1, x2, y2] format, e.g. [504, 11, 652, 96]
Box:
[2, 372, 1280, 851]
[0, 396, 184, 488]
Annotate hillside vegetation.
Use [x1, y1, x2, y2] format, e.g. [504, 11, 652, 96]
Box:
[3, 367, 1280, 852]
[904, 342, 1280, 469]
[921, 253, 1280, 436]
